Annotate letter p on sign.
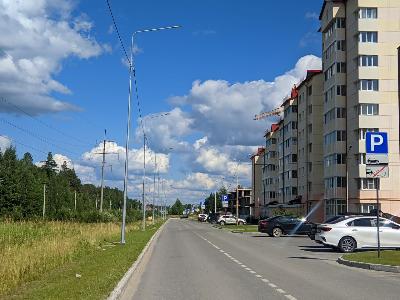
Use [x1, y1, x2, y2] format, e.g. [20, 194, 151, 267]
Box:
[366, 132, 388, 154]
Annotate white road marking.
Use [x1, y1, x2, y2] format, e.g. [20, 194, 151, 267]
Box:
[195, 232, 298, 300]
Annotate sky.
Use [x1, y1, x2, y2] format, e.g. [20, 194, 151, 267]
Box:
[0, 0, 323, 204]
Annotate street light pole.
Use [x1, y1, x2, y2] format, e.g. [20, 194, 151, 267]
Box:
[120, 25, 181, 244]
[142, 135, 146, 231]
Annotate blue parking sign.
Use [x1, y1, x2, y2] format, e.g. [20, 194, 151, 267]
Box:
[366, 132, 388, 154]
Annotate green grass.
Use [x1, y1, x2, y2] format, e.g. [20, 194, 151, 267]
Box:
[2, 221, 163, 300]
[214, 224, 258, 233]
[343, 250, 400, 266]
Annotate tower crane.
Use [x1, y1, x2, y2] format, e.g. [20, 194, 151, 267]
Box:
[253, 106, 283, 121]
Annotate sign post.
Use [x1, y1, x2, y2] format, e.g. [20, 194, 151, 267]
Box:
[366, 132, 389, 258]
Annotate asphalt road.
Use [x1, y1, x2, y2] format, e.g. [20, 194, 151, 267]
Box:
[125, 219, 400, 300]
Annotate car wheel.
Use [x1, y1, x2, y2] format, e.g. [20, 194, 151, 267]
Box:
[272, 227, 283, 237]
[238, 221, 244, 225]
[219, 221, 225, 226]
[339, 236, 357, 253]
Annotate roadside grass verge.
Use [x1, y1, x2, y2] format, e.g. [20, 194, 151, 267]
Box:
[343, 250, 400, 266]
[213, 224, 258, 233]
[1, 220, 163, 299]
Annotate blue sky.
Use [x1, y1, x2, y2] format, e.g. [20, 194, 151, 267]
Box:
[0, 0, 323, 203]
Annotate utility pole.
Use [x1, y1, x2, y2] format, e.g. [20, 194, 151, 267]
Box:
[94, 130, 118, 212]
[214, 191, 217, 214]
[153, 153, 157, 224]
[42, 184, 46, 219]
[74, 190, 77, 210]
[236, 174, 239, 226]
[142, 135, 146, 231]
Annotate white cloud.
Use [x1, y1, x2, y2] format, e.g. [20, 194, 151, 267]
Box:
[0, 0, 104, 115]
[169, 55, 321, 147]
[138, 107, 193, 153]
[0, 135, 11, 152]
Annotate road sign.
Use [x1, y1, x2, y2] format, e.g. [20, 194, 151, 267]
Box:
[366, 165, 389, 178]
[221, 195, 228, 201]
[366, 132, 388, 154]
[222, 201, 228, 208]
[365, 154, 389, 165]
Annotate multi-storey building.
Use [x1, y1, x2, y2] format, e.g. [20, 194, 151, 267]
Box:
[262, 124, 279, 214]
[278, 89, 299, 204]
[250, 147, 265, 218]
[297, 70, 325, 221]
[320, 0, 400, 218]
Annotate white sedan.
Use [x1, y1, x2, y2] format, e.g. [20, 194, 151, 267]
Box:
[218, 215, 246, 225]
[315, 216, 400, 252]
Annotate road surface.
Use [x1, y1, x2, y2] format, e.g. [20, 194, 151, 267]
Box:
[123, 219, 400, 300]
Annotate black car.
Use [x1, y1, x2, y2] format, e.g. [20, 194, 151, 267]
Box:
[258, 215, 312, 237]
[207, 213, 220, 224]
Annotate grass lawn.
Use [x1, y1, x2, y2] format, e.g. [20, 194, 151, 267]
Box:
[1, 220, 163, 300]
[343, 250, 400, 266]
[214, 224, 258, 233]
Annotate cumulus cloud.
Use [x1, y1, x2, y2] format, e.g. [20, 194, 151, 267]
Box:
[305, 12, 319, 20]
[0, 0, 104, 115]
[0, 135, 11, 153]
[168, 55, 321, 147]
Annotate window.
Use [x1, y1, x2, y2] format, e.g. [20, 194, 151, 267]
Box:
[358, 178, 379, 190]
[337, 130, 346, 141]
[308, 105, 312, 114]
[292, 154, 297, 163]
[360, 79, 379, 91]
[359, 203, 377, 214]
[292, 170, 297, 178]
[337, 107, 346, 118]
[359, 55, 378, 67]
[358, 104, 379, 116]
[307, 86, 312, 96]
[336, 177, 346, 188]
[359, 8, 377, 19]
[291, 121, 298, 130]
[337, 85, 346, 96]
[335, 18, 346, 28]
[336, 40, 346, 51]
[358, 128, 378, 140]
[324, 64, 334, 81]
[348, 218, 374, 227]
[359, 32, 378, 43]
[336, 62, 346, 73]
[325, 199, 346, 217]
[308, 143, 312, 152]
[308, 124, 312, 133]
[358, 153, 367, 164]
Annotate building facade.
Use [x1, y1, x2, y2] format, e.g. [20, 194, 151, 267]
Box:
[320, 0, 400, 218]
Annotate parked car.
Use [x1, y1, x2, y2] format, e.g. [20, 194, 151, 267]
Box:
[218, 215, 246, 225]
[180, 214, 189, 219]
[198, 214, 208, 222]
[308, 215, 357, 240]
[315, 216, 400, 253]
[258, 215, 313, 237]
[207, 213, 221, 224]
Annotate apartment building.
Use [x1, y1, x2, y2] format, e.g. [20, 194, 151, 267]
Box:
[278, 88, 299, 204]
[320, 0, 400, 218]
[250, 147, 265, 218]
[297, 71, 325, 221]
[262, 124, 279, 215]
[227, 187, 252, 219]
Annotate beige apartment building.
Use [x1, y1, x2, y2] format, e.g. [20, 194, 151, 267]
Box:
[278, 91, 299, 204]
[250, 147, 265, 219]
[320, 0, 400, 218]
[297, 71, 325, 221]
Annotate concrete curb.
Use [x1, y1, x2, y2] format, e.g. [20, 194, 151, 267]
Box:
[107, 220, 168, 300]
[337, 256, 400, 273]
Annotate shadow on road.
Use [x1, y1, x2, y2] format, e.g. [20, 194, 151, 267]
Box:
[288, 256, 330, 261]
[299, 246, 336, 253]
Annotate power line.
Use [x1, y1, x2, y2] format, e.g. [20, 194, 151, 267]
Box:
[0, 117, 81, 158]
[0, 97, 94, 148]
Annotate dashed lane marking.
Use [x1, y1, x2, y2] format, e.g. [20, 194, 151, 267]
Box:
[193, 231, 298, 300]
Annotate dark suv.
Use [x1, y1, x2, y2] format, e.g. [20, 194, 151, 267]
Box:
[207, 213, 221, 224]
[258, 215, 312, 237]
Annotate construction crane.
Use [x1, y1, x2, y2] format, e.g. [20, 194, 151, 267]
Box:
[253, 106, 283, 121]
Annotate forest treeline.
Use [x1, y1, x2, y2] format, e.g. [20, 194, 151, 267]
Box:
[0, 147, 142, 222]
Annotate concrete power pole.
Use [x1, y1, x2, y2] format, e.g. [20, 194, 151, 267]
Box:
[214, 191, 217, 214]
[153, 153, 157, 224]
[94, 130, 118, 212]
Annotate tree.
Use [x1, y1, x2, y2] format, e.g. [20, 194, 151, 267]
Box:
[42, 152, 57, 178]
[170, 198, 184, 215]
